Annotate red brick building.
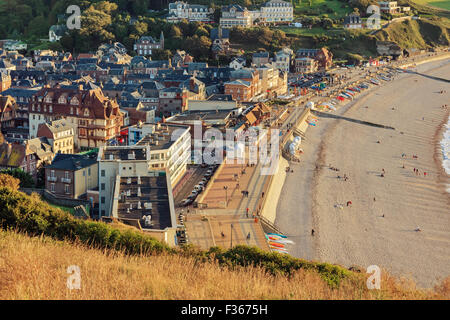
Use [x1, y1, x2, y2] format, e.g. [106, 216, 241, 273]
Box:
[29, 85, 124, 150]
[224, 80, 253, 102]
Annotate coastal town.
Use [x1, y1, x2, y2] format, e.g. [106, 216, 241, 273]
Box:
[0, 0, 449, 299]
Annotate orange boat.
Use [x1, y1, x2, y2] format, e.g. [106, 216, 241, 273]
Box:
[268, 241, 285, 248]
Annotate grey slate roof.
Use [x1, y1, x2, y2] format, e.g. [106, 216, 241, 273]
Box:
[46, 153, 97, 171]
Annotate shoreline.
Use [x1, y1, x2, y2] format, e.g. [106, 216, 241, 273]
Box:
[275, 56, 450, 288]
[312, 58, 450, 288]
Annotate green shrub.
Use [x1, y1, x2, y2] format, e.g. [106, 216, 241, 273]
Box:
[0, 188, 173, 256]
[0, 187, 354, 287]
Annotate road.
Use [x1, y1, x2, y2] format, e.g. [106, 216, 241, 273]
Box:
[174, 165, 209, 208]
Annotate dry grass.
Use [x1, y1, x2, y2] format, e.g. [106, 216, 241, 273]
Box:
[0, 230, 449, 300]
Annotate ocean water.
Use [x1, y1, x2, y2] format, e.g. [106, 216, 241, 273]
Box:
[441, 116, 450, 185]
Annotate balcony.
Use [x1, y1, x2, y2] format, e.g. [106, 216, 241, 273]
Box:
[47, 176, 57, 182]
[61, 178, 72, 184]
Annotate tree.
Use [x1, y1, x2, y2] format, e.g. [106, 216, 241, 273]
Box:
[133, 21, 148, 36]
[0, 169, 34, 188]
[0, 173, 20, 191]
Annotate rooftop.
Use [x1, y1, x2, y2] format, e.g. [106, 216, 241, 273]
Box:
[100, 146, 149, 161]
[46, 153, 98, 171]
[116, 174, 173, 230]
[135, 123, 189, 151]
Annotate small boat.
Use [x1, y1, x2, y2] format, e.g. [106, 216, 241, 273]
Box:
[269, 241, 285, 248]
[267, 233, 287, 238]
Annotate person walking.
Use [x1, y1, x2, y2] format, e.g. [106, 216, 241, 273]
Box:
[246, 207, 249, 218]
[311, 229, 315, 236]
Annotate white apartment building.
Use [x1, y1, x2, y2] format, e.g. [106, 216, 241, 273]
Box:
[98, 145, 152, 217]
[167, 1, 213, 23]
[260, 0, 293, 23]
[274, 48, 294, 73]
[220, 4, 253, 28]
[135, 123, 191, 187]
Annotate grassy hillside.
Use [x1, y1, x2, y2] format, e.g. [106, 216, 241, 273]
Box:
[411, 0, 450, 11]
[0, 180, 449, 299]
[375, 18, 450, 48]
[293, 0, 353, 18]
[1, 230, 450, 299]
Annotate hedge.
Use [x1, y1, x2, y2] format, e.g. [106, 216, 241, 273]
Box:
[0, 188, 174, 256]
[0, 187, 354, 287]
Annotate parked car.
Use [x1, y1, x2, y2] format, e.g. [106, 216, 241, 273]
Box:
[179, 198, 193, 207]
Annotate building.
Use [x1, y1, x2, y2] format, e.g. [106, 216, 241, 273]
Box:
[0, 142, 38, 177]
[159, 87, 189, 116]
[274, 47, 294, 73]
[220, 4, 253, 28]
[0, 73, 11, 92]
[36, 119, 75, 154]
[131, 122, 191, 186]
[45, 153, 98, 199]
[0, 95, 16, 134]
[133, 33, 164, 56]
[98, 145, 152, 217]
[343, 13, 362, 29]
[167, 1, 213, 23]
[295, 57, 318, 74]
[3, 40, 27, 51]
[378, 1, 402, 14]
[210, 28, 233, 58]
[252, 52, 270, 67]
[29, 85, 124, 150]
[224, 80, 253, 102]
[229, 57, 246, 70]
[296, 48, 333, 70]
[260, 0, 293, 24]
[49, 25, 68, 42]
[256, 64, 287, 97]
[110, 172, 177, 241]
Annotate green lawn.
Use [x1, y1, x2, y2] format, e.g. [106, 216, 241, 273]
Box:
[48, 203, 76, 215]
[411, 0, 450, 11]
[277, 26, 353, 37]
[293, 0, 353, 18]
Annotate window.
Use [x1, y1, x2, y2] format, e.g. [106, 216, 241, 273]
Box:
[51, 170, 55, 177]
[65, 185, 70, 194]
[88, 168, 91, 176]
[101, 197, 105, 204]
[64, 171, 69, 179]
[50, 183, 55, 192]
[101, 183, 105, 190]
[101, 170, 105, 177]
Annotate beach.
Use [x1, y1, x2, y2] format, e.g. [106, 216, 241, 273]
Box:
[277, 58, 450, 288]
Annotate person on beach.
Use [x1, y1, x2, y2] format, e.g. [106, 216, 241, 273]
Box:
[311, 229, 315, 236]
[346, 201, 352, 207]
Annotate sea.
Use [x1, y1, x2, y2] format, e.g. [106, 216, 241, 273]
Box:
[441, 116, 450, 193]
